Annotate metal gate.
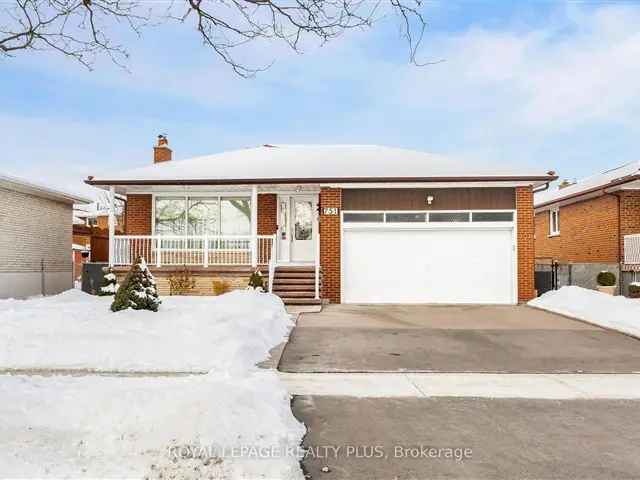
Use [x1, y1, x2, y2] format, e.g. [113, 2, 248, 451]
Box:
[534, 260, 559, 296]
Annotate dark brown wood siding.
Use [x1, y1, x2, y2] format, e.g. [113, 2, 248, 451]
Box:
[342, 188, 516, 211]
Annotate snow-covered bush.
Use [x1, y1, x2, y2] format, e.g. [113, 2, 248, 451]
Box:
[629, 282, 640, 299]
[111, 256, 161, 312]
[597, 271, 616, 287]
[247, 269, 265, 292]
[98, 266, 119, 296]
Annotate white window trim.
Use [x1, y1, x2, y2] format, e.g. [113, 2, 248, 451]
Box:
[549, 207, 560, 237]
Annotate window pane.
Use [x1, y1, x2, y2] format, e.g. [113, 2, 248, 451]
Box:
[187, 198, 219, 235]
[294, 201, 313, 240]
[429, 212, 470, 222]
[472, 212, 513, 222]
[385, 212, 426, 223]
[155, 197, 186, 235]
[221, 197, 251, 235]
[343, 212, 384, 222]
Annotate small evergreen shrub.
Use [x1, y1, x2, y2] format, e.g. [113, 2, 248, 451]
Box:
[168, 266, 196, 295]
[98, 266, 119, 296]
[111, 256, 161, 312]
[212, 279, 231, 296]
[629, 283, 640, 299]
[596, 271, 616, 287]
[247, 269, 265, 292]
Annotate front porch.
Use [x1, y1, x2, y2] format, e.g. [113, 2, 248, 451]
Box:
[105, 185, 321, 302]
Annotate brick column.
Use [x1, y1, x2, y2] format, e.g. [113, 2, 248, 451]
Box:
[516, 186, 535, 302]
[257, 194, 278, 235]
[319, 187, 342, 303]
[125, 195, 152, 235]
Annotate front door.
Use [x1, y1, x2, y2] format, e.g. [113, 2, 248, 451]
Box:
[278, 195, 317, 263]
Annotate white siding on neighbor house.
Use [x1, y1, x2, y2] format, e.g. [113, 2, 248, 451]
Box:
[0, 187, 73, 298]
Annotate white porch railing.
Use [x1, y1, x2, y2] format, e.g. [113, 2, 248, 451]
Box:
[111, 234, 276, 267]
[624, 234, 640, 265]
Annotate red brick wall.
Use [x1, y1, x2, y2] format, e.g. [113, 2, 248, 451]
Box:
[319, 188, 342, 303]
[516, 186, 535, 302]
[619, 191, 640, 260]
[257, 194, 277, 235]
[534, 195, 620, 263]
[125, 195, 152, 235]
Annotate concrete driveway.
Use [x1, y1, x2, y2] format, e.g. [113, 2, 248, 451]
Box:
[293, 395, 640, 479]
[278, 304, 640, 373]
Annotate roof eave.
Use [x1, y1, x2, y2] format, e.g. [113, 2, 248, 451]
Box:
[85, 175, 557, 187]
[534, 174, 640, 209]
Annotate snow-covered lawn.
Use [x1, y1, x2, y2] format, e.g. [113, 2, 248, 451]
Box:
[0, 372, 304, 479]
[0, 289, 290, 372]
[0, 290, 305, 479]
[529, 286, 640, 338]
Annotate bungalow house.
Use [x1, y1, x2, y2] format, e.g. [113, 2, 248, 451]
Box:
[534, 161, 640, 294]
[0, 174, 91, 298]
[85, 136, 555, 305]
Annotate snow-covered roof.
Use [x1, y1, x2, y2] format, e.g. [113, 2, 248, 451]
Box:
[87, 144, 554, 187]
[535, 161, 640, 207]
[0, 174, 92, 204]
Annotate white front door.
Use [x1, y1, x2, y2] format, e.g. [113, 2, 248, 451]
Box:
[277, 195, 317, 263]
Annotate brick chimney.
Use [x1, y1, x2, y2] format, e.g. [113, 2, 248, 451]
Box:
[153, 134, 172, 163]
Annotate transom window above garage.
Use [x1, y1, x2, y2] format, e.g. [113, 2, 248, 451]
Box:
[343, 211, 514, 223]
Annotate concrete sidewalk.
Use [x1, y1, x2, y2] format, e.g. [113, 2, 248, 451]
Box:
[279, 372, 640, 399]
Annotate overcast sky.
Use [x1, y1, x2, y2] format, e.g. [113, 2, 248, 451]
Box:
[2, 1, 639, 198]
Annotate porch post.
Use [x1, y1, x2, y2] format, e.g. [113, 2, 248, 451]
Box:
[251, 185, 258, 267]
[108, 186, 115, 267]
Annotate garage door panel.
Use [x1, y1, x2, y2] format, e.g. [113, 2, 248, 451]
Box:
[343, 228, 514, 304]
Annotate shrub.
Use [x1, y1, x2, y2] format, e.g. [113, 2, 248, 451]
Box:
[168, 266, 196, 295]
[596, 271, 616, 287]
[98, 266, 119, 296]
[212, 279, 231, 296]
[111, 256, 161, 312]
[629, 283, 640, 299]
[247, 269, 265, 292]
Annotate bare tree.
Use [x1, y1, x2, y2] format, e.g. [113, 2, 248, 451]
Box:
[0, 0, 429, 76]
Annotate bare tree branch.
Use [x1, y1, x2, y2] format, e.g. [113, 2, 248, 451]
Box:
[1, 0, 430, 75]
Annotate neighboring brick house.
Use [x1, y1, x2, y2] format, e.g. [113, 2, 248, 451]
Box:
[85, 136, 555, 305]
[534, 161, 640, 295]
[0, 174, 91, 298]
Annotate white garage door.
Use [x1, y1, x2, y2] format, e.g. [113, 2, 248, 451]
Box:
[342, 227, 515, 304]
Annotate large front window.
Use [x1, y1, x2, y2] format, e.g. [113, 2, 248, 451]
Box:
[155, 196, 250, 236]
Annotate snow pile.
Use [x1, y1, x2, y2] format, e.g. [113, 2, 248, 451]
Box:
[529, 286, 640, 338]
[0, 372, 305, 479]
[0, 289, 292, 372]
[0, 289, 305, 479]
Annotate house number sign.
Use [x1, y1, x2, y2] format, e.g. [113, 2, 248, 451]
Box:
[323, 207, 339, 216]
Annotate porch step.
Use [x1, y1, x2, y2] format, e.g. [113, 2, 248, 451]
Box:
[275, 272, 317, 279]
[280, 298, 323, 305]
[273, 290, 316, 298]
[271, 265, 322, 306]
[273, 278, 315, 285]
[273, 284, 315, 292]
